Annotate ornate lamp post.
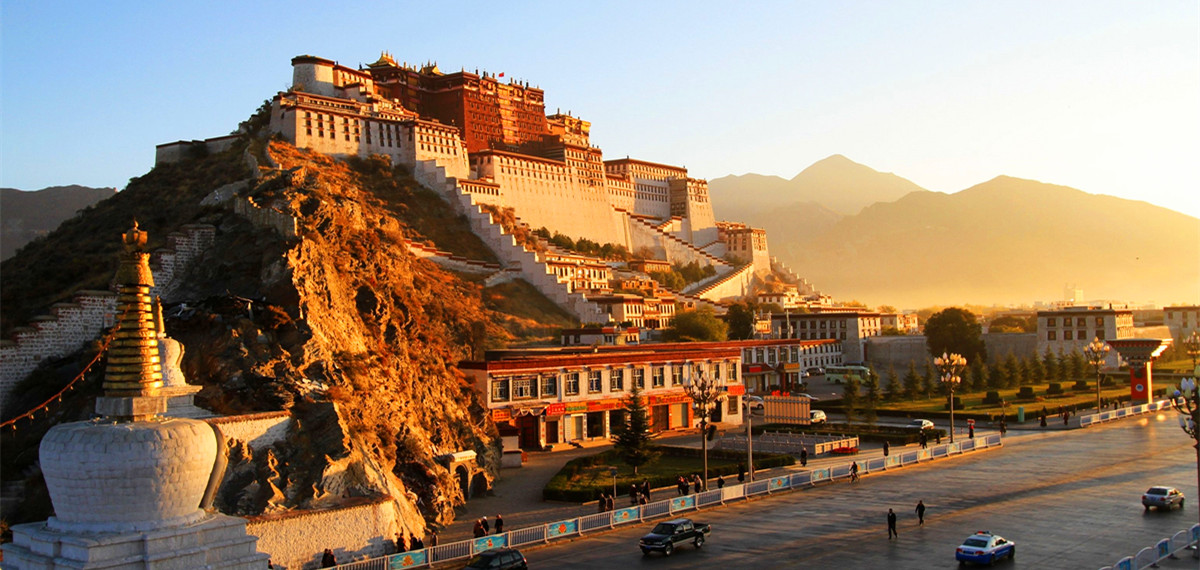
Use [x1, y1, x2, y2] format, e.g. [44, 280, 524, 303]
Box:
[1084, 337, 1110, 413]
[684, 367, 726, 491]
[743, 399, 754, 482]
[934, 352, 967, 443]
[1171, 331, 1200, 557]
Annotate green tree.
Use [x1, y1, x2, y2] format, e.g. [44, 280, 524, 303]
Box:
[968, 360, 988, 391]
[902, 361, 921, 400]
[667, 306, 728, 342]
[877, 305, 899, 314]
[611, 385, 658, 475]
[1042, 348, 1059, 385]
[1067, 350, 1086, 382]
[921, 363, 937, 398]
[862, 366, 881, 424]
[880, 326, 906, 336]
[842, 375, 861, 422]
[1003, 353, 1023, 389]
[884, 365, 901, 401]
[925, 307, 987, 364]
[1056, 350, 1070, 384]
[647, 270, 685, 291]
[988, 315, 1036, 333]
[1026, 353, 1045, 384]
[987, 360, 1006, 390]
[725, 301, 758, 340]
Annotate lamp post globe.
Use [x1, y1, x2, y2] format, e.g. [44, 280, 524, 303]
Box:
[1169, 329, 1199, 557]
[934, 352, 967, 443]
[1084, 337, 1110, 413]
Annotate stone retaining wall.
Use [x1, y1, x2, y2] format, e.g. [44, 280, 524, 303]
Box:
[246, 497, 400, 570]
[208, 411, 293, 452]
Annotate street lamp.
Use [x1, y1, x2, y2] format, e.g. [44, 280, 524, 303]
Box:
[1170, 331, 1200, 557]
[1084, 337, 1110, 413]
[934, 352, 967, 443]
[742, 399, 754, 482]
[683, 367, 726, 491]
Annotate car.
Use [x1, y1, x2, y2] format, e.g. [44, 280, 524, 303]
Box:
[797, 393, 820, 401]
[810, 410, 827, 424]
[639, 518, 711, 556]
[1142, 486, 1185, 511]
[909, 419, 935, 431]
[805, 366, 824, 376]
[745, 395, 765, 412]
[463, 548, 528, 569]
[955, 531, 1015, 565]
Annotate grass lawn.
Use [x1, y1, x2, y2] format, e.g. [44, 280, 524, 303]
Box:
[563, 450, 739, 491]
[876, 381, 1145, 418]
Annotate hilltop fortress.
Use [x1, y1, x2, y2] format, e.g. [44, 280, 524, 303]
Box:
[260, 53, 770, 277]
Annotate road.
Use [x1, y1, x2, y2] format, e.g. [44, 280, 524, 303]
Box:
[521, 415, 1199, 569]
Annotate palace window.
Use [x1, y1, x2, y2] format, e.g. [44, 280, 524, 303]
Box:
[727, 395, 739, 415]
[588, 370, 602, 393]
[541, 375, 558, 397]
[1064, 330, 1073, 340]
[565, 372, 580, 396]
[1047, 331, 1056, 340]
[652, 367, 665, 388]
[1047, 318, 1056, 327]
[671, 366, 683, 386]
[491, 378, 509, 402]
[610, 369, 625, 392]
[727, 362, 738, 382]
[634, 369, 645, 389]
[513, 378, 535, 400]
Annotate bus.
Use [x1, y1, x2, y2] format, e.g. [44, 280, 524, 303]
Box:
[825, 365, 870, 384]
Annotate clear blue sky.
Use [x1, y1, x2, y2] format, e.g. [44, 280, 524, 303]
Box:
[3, 1, 1198, 219]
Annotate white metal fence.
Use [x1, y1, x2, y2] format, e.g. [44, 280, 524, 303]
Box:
[1079, 399, 1176, 428]
[1098, 524, 1200, 570]
[714, 430, 859, 455]
[334, 434, 1003, 569]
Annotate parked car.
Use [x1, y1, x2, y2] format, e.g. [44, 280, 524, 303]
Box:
[1142, 486, 1185, 511]
[805, 366, 824, 376]
[809, 410, 827, 424]
[955, 531, 1015, 565]
[745, 395, 765, 412]
[639, 518, 710, 556]
[463, 547, 527, 569]
[909, 419, 935, 431]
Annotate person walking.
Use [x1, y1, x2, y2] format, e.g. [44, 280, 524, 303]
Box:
[882, 441, 890, 457]
[800, 446, 808, 467]
[494, 514, 504, 534]
[850, 461, 860, 483]
[692, 474, 702, 494]
[642, 479, 651, 502]
[887, 509, 898, 539]
[677, 476, 687, 496]
[428, 529, 439, 548]
[717, 475, 725, 489]
[1062, 411, 1069, 426]
[999, 419, 1007, 436]
[630, 483, 640, 505]
[919, 432, 928, 449]
[395, 533, 408, 553]
[915, 500, 926, 526]
[473, 519, 485, 538]
[598, 492, 607, 513]
[480, 516, 489, 534]
[968, 424, 974, 439]
[321, 549, 337, 568]
[411, 535, 424, 550]
[737, 463, 746, 483]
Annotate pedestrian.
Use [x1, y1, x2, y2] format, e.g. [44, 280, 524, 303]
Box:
[630, 483, 640, 505]
[693, 474, 702, 494]
[321, 548, 337, 568]
[915, 500, 926, 526]
[642, 479, 651, 502]
[919, 432, 928, 449]
[480, 516, 489, 534]
[717, 475, 725, 489]
[882, 441, 890, 457]
[412, 535, 424, 550]
[935, 432, 941, 445]
[677, 476, 687, 496]
[473, 519, 485, 538]
[1040, 413, 1047, 427]
[494, 514, 504, 534]
[999, 420, 1007, 436]
[598, 492, 607, 513]
[1062, 411, 1069, 426]
[887, 509, 898, 539]
[737, 463, 746, 483]
[428, 529, 439, 547]
[395, 533, 408, 553]
[800, 446, 808, 467]
[850, 461, 859, 482]
[638, 492, 647, 505]
[968, 424, 974, 439]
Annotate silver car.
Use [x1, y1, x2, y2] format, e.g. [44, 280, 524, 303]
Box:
[1142, 486, 1184, 511]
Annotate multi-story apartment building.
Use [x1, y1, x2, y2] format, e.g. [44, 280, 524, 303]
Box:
[768, 311, 882, 363]
[737, 339, 843, 394]
[1036, 306, 1134, 367]
[1164, 305, 1200, 342]
[880, 313, 920, 334]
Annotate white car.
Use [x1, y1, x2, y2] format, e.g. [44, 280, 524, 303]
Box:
[809, 410, 827, 424]
[745, 395, 764, 412]
[955, 531, 1015, 565]
[909, 419, 935, 431]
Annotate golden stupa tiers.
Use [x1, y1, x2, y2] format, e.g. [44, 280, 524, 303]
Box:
[95, 221, 167, 420]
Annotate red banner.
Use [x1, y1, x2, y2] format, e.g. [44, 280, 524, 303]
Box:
[649, 393, 691, 406]
[491, 408, 512, 422]
[587, 399, 623, 412]
[545, 403, 566, 417]
[724, 385, 746, 396]
[1130, 367, 1150, 402]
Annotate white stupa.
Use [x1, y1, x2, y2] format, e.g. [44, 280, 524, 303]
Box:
[3, 223, 268, 569]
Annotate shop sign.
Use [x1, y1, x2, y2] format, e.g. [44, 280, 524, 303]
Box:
[783, 363, 800, 371]
[491, 408, 512, 422]
[564, 402, 588, 414]
[587, 399, 622, 412]
[545, 403, 566, 416]
[723, 385, 746, 396]
[649, 393, 690, 406]
[744, 365, 763, 373]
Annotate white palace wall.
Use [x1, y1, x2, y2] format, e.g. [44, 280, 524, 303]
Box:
[247, 497, 400, 570]
[0, 225, 216, 412]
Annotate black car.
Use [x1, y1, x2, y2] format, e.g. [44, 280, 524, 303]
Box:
[463, 547, 527, 569]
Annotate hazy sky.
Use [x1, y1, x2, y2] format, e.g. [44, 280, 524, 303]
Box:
[3, 2, 1197, 219]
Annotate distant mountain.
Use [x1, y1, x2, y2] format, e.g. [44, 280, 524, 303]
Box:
[2, 185, 116, 260]
[709, 154, 928, 219]
[779, 176, 1200, 308]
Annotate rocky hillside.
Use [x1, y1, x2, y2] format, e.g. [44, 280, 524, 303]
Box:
[1, 185, 117, 260]
[1, 133, 563, 536]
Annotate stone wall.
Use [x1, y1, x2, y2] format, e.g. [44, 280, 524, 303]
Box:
[0, 225, 216, 411]
[684, 264, 756, 303]
[234, 197, 299, 240]
[208, 411, 293, 452]
[982, 332, 1038, 362]
[627, 215, 729, 271]
[155, 135, 242, 165]
[863, 335, 931, 373]
[246, 497, 400, 570]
